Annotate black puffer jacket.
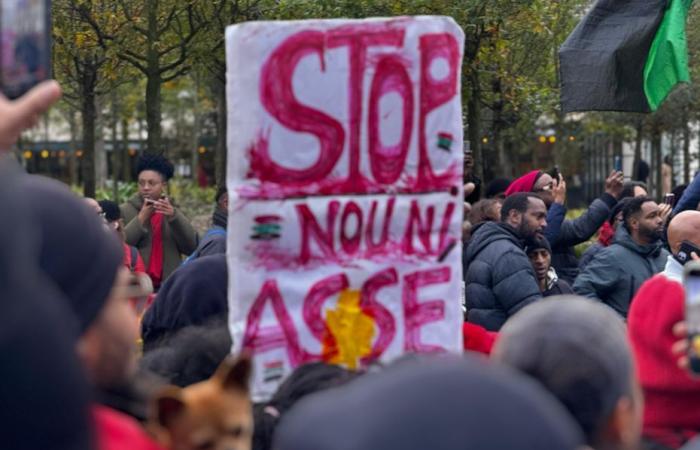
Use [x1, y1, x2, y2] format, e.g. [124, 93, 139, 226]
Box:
[463, 222, 542, 331]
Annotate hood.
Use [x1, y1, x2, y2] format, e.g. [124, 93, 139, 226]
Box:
[613, 226, 663, 258]
[465, 222, 522, 265]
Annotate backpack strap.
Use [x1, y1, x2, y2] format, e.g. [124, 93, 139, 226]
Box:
[129, 246, 138, 271]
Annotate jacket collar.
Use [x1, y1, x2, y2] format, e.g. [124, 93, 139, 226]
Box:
[662, 255, 684, 284]
[613, 226, 663, 257]
[545, 267, 559, 290]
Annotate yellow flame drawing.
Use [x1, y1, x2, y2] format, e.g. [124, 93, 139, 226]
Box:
[323, 289, 375, 370]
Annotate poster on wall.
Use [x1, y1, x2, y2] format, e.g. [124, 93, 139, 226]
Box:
[226, 16, 465, 400]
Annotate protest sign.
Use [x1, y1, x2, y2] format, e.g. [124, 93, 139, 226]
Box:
[226, 16, 465, 400]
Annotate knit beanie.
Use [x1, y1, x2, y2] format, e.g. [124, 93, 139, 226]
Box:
[628, 275, 700, 430]
[141, 254, 228, 351]
[19, 175, 123, 333]
[505, 170, 541, 197]
[525, 236, 552, 255]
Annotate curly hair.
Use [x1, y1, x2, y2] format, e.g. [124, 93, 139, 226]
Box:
[136, 153, 174, 181]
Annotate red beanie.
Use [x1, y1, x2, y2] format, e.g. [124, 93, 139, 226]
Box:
[628, 275, 700, 432]
[505, 170, 541, 197]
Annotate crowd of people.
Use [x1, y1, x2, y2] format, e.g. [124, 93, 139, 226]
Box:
[5, 81, 700, 450]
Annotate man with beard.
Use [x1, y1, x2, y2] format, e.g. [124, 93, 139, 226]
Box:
[464, 193, 547, 331]
[574, 196, 668, 318]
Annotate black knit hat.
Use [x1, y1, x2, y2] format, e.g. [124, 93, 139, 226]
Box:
[136, 152, 175, 181]
[525, 236, 552, 255]
[20, 175, 123, 333]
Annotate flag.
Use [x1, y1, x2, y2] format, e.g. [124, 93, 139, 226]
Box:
[560, 0, 693, 113]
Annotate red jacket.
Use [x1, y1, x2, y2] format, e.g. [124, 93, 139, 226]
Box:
[93, 405, 164, 450]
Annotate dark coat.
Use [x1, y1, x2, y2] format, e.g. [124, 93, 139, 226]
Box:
[550, 193, 618, 283]
[573, 226, 668, 317]
[543, 279, 575, 297]
[578, 242, 604, 273]
[120, 194, 199, 283]
[463, 222, 542, 331]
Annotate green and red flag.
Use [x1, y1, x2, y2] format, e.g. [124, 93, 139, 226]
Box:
[560, 0, 694, 113]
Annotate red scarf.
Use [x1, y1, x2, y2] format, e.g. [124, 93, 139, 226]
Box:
[147, 212, 164, 289]
[598, 221, 615, 247]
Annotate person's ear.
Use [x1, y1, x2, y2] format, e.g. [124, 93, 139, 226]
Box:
[599, 396, 640, 449]
[508, 209, 522, 226]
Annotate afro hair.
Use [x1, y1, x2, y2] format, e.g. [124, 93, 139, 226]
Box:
[136, 153, 174, 181]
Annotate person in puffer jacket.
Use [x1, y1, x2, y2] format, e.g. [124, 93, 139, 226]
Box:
[463, 193, 547, 331]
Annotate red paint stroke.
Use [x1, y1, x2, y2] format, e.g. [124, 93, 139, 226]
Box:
[368, 55, 414, 185]
[327, 26, 405, 191]
[296, 201, 340, 264]
[437, 202, 457, 254]
[242, 280, 309, 366]
[417, 33, 461, 189]
[401, 199, 435, 255]
[340, 201, 363, 255]
[365, 197, 395, 255]
[256, 30, 345, 184]
[403, 267, 450, 352]
[302, 273, 349, 361]
[360, 268, 398, 364]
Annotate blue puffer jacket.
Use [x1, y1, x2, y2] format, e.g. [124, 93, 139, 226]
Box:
[463, 222, 542, 331]
[573, 226, 668, 318]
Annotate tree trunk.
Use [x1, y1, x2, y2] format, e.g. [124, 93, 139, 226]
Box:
[81, 70, 97, 198]
[145, 1, 162, 154]
[111, 89, 121, 202]
[215, 81, 227, 188]
[68, 109, 78, 186]
[467, 69, 483, 183]
[633, 119, 644, 181]
[491, 77, 510, 177]
[652, 124, 662, 201]
[684, 118, 691, 184]
[95, 96, 107, 191]
[122, 117, 132, 182]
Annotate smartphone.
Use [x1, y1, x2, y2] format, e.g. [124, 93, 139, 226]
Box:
[551, 165, 561, 181]
[683, 261, 700, 374]
[664, 193, 675, 206]
[0, 0, 51, 99]
[677, 241, 700, 265]
[613, 155, 623, 173]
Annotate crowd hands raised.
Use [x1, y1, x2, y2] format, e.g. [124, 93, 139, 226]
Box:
[4, 81, 700, 450]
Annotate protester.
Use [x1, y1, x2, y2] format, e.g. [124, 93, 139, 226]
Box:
[100, 199, 148, 274]
[254, 363, 357, 450]
[184, 186, 228, 264]
[506, 169, 624, 283]
[493, 297, 642, 449]
[141, 254, 228, 352]
[525, 237, 574, 296]
[579, 199, 631, 272]
[141, 317, 232, 387]
[0, 163, 95, 450]
[621, 181, 649, 199]
[485, 177, 511, 199]
[274, 355, 585, 450]
[467, 198, 502, 227]
[121, 153, 198, 289]
[674, 171, 700, 215]
[628, 217, 700, 450]
[20, 174, 162, 450]
[463, 192, 546, 330]
[464, 148, 481, 203]
[574, 196, 668, 317]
